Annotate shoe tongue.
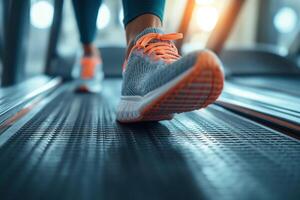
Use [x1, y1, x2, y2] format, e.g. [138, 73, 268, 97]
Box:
[134, 27, 165, 44]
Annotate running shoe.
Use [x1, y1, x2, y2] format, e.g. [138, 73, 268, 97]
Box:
[76, 56, 104, 93]
[116, 28, 224, 122]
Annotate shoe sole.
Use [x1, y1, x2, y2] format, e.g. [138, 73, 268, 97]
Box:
[116, 50, 224, 123]
[76, 72, 104, 93]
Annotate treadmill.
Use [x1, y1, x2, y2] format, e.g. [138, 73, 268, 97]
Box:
[0, 0, 300, 200]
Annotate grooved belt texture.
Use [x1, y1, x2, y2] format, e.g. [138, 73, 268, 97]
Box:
[0, 80, 300, 200]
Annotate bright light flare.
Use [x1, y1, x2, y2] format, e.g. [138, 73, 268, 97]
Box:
[196, 6, 219, 32]
[97, 4, 111, 29]
[30, 1, 54, 29]
[274, 7, 297, 33]
[119, 9, 124, 26]
[196, 0, 214, 5]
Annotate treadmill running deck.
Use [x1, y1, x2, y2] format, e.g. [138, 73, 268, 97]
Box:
[0, 80, 300, 200]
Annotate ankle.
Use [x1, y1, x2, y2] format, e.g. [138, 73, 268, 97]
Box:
[126, 14, 162, 44]
[125, 14, 162, 58]
[125, 41, 134, 60]
[83, 44, 100, 58]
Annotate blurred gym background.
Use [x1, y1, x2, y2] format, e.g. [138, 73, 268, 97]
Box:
[1, 2, 300, 199]
[0, 0, 299, 78]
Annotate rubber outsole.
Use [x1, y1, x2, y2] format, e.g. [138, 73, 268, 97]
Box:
[117, 50, 224, 123]
[75, 71, 104, 94]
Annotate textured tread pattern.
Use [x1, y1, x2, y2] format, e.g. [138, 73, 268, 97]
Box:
[0, 80, 300, 200]
[140, 51, 223, 121]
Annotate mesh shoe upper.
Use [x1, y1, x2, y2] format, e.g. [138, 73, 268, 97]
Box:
[121, 28, 199, 96]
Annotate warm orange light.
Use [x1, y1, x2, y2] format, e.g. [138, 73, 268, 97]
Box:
[196, 6, 219, 32]
[196, 0, 214, 5]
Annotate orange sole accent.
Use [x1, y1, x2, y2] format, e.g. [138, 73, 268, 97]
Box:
[124, 50, 224, 122]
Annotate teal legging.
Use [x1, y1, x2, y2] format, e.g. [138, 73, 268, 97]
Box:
[72, 0, 165, 44]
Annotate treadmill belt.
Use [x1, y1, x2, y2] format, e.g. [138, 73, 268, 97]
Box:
[230, 76, 300, 96]
[0, 80, 300, 200]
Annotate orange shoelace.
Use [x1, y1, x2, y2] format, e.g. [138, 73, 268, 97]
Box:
[131, 33, 183, 63]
